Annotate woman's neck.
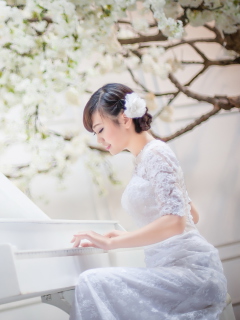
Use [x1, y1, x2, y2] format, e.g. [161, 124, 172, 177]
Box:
[127, 132, 155, 157]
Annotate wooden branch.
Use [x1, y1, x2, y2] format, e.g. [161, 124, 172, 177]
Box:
[169, 73, 240, 111]
[5, 162, 58, 180]
[182, 61, 204, 65]
[182, 58, 240, 66]
[188, 43, 207, 62]
[153, 64, 210, 118]
[139, 38, 217, 51]
[150, 105, 221, 142]
[88, 144, 108, 153]
[127, 68, 150, 92]
[27, 17, 53, 24]
[117, 20, 157, 28]
[118, 31, 167, 45]
[208, 57, 240, 66]
[117, 20, 131, 25]
[127, 68, 175, 97]
[184, 65, 208, 87]
[168, 73, 215, 104]
[128, 46, 240, 68]
[127, 45, 234, 109]
[228, 96, 240, 109]
[204, 24, 224, 45]
[129, 49, 142, 59]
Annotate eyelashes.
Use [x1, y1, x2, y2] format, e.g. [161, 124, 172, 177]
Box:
[93, 128, 103, 136]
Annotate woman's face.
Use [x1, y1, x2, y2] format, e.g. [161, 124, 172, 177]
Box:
[91, 111, 131, 155]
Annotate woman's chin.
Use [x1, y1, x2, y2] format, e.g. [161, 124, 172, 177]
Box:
[109, 148, 120, 156]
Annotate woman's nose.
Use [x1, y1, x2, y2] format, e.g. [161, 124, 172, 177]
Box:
[97, 135, 104, 145]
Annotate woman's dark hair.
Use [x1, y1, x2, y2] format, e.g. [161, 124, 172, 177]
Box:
[83, 83, 152, 134]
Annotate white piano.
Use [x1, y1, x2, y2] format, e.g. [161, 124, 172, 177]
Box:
[0, 173, 236, 319]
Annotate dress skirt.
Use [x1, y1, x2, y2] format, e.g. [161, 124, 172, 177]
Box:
[69, 230, 227, 320]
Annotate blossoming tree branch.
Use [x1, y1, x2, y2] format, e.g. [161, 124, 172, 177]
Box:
[0, 0, 239, 192]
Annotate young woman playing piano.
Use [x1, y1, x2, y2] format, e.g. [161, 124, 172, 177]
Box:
[70, 83, 227, 320]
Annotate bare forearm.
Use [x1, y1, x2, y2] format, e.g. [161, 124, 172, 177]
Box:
[110, 215, 186, 249]
[72, 215, 186, 250]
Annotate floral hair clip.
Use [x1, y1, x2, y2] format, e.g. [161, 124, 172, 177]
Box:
[123, 92, 147, 118]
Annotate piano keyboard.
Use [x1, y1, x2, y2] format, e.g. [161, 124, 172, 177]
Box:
[15, 247, 106, 259]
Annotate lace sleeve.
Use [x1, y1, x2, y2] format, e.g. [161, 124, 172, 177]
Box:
[141, 144, 186, 217]
[186, 190, 192, 203]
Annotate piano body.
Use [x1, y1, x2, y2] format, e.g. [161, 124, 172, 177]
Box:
[0, 219, 145, 314]
[0, 173, 236, 319]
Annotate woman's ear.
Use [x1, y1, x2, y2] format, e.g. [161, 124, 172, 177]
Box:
[120, 111, 132, 128]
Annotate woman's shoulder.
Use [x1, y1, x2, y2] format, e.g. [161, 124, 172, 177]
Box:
[135, 139, 180, 175]
[141, 139, 179, 165]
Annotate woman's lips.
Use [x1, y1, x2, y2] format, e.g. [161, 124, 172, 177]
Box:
[106, 145, 111, 150]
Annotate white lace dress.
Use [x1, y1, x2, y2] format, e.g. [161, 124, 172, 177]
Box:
[69, 139, 227, 320]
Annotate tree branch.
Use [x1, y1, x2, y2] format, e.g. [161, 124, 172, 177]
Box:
[118, 31, 167, 45]
[204, 24, 224, 45]
[150, 105, 221, 142]
[117, 20, 157, 28]
[168, 73, 215, 104]
[169, 73, 240, 110]
[27, 17, 53, 24]
[139, 38, 217, 51]
[189, 43, 207, 62]
[127, 68, 176, 97]
[184, 65, 208, 87]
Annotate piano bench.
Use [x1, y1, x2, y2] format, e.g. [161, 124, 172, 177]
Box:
[219, 293, 236, 320]
[42, 290, 236, 318]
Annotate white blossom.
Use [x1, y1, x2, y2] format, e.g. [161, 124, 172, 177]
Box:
[98, 55, 114, 74]
[166, 58, 183, 73]
[0, 0, 239, 190]
[117, 28, 136, 39]
[155, 62, 172, 80]
[179, 0, 202, 8]
[126, 55, 140, 69]
[159, 105, 175, 122]
[65, 88, 80, 105]
[147, 46, 165, 62]
[132, 18, 149, 33]
[124, 93, 147, 118]
[144, 92, 158, 111]
[187, 9, 214, 27]
[164, 1, 183, 19]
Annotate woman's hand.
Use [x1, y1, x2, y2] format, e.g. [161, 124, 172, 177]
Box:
[71, 229, 128, 250]
[71, 214, 185, 250]
[71, 230, 112, 250]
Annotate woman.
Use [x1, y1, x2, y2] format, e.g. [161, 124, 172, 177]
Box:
[69, 83, 227, 320]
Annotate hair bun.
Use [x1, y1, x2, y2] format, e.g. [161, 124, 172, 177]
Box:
[133, 108, 152, 133]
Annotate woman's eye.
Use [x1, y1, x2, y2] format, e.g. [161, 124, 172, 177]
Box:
[93, 128, 103, 136]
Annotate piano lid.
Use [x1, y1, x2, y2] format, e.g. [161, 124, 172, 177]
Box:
[0, 172, 49, 220]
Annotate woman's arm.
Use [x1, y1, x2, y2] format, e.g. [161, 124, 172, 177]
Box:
[71, 214, 186, 250]
[189, 202, 199, 224]
[110, 214, 186, 249]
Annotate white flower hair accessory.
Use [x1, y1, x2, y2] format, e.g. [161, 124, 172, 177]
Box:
[124, 92, 147, 118]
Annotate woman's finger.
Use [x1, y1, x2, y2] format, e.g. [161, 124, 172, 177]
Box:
[70, 236, 76, 243]
[73, 238, 81, 248]
[80, 242, 98, 248]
